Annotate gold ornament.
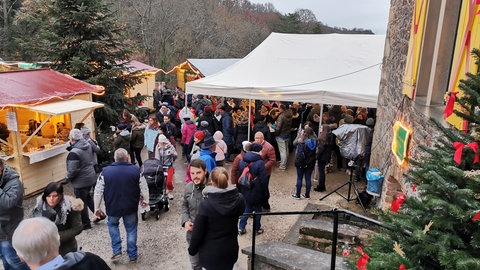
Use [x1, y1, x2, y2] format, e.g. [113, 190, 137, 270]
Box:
[471, 128, 480, 141]
[423, 220, 433, 234]
[464, 170, 480, 178]
[393, 241, 405, 257]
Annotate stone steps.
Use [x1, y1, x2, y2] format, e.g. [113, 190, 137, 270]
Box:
[241, 203, 377, 269]
[242, 242, 347, 270]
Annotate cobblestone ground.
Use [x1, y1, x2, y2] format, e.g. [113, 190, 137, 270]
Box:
[22, 145, 366, 270]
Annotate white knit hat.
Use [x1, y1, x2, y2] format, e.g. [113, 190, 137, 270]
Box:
[69, 129, 83, 141]
[158, 134, 169, 144]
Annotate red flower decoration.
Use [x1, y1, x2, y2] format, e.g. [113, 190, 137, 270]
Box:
[472, 211, 480, 221]
[412, 184, 417, 192]
[356, 247, 369, 270]
[391, 193, 406, 213]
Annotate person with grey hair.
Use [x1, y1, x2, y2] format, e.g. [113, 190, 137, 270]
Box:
[12, 217, 61, 269]
[94, 148, 149, 263]
[12, 217, 110, 270]
[0, 160, 29, 270]
[65, 129, 97, 230]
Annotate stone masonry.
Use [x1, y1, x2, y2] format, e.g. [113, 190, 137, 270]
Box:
[371, 0, 445, 208]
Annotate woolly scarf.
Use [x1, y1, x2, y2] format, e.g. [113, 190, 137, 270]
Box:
[33, 197, 71, 226]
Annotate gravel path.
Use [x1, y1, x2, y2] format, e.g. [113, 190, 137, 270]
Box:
[22, 146, 364, 270]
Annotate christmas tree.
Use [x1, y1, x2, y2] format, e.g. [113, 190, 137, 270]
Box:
[354, 49, 480, 269]
[48, 0, 145, 124]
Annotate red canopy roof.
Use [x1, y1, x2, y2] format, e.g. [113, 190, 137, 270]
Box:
[0, 69, 103, 106]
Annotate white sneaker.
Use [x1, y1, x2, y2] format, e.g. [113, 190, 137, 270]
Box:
[167, 193, 174, 200]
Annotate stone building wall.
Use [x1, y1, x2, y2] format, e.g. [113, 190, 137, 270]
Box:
[371, 0, 444, 208]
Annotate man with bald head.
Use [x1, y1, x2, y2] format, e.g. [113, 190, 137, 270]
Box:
[254, 132, 276, 211]
[94, 148, 149, 263]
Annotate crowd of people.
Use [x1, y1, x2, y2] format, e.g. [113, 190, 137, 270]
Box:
[0, 81, 377, 270]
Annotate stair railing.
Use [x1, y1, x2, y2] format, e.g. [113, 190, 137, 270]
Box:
[248, 208, 402, 270]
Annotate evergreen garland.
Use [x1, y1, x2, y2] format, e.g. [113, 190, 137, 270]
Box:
[352, 49, 480, 269]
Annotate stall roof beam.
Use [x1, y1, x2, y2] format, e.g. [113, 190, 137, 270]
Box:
[26, 99, 104, 116]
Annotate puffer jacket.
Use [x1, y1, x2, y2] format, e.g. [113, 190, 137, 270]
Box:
[32, 195, 83, 255]
[181, 181, 206, 242]
[113, 129, 131, 151]
[0, 165, 24, 241]
[154, 142, 177, 167]
[181, 120, 197, 145]
[130, 124, 146, 149]
[213, 131, 227, 161]
[237, 152, 268, 204]
[66, 139, 96, 189]
[275, 109, 293, 137]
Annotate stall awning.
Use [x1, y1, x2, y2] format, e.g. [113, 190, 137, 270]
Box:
[27, 99, 104, 116]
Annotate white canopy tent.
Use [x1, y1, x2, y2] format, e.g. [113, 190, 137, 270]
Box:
[186, 32, 385, 108]
[187, 58, 240, 77]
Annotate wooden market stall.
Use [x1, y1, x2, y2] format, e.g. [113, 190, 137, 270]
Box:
[123, 60, 159, 109]
[0, 69, 104, 196]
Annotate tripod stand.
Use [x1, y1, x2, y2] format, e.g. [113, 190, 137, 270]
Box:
[319, 160, 367, 213]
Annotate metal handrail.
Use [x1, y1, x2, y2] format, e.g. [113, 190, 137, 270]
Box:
[246, 208, 392, 270]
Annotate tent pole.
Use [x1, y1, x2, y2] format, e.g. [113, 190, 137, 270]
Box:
[314, 104, 324, 181]
[318, 105, 324, 136]
[248, 99, 252, 140]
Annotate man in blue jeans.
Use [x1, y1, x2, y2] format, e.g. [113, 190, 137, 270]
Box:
[274, 104, 293, 171]
[94, 148, 149, 263]
[0, 160, 29, 270]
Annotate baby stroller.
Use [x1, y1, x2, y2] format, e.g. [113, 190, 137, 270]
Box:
[141, 158, 169, 220]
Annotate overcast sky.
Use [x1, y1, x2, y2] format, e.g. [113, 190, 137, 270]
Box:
[249, 0, 390, 34]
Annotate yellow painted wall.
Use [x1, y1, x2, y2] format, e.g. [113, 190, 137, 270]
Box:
[128, 72, 156, 109]
[445, 1, 480, 130]
[402, 0, 428, 98]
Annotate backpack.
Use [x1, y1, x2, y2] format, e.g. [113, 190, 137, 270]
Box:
[238, 162, 256, 189]
[295, 139, 317, 168]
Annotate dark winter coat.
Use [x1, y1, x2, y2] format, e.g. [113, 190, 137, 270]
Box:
[130, 124, 146, 149]
[317, 132, 335, 162]
[234, 122, 249, 152]
[221, 112, 234, 139]
[101, 162, 141, 217]
[274, 109, 293, 137]
[294, 137, 317, 169]
[32, 195, 83, 256]
[66, 139, 96, 189]
[237, 152, 268, 204]
[188, 186, 245, 270]
[113, 129, 131, 151]
[54, 251, 111, 270]
[0, 165, 24, 241]
[253, 121, 271, 142]
[181, 181, 206, 242]
[198, 112, 219, 135]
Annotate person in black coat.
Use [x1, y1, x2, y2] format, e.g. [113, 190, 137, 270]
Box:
[314, 124, 335, 192]
[252, 115, 271, 142]
[188, 167, 245, 270]
[237, 143, 268, 235]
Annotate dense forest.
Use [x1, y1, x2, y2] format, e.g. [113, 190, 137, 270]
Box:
[0, 0, 373, 72]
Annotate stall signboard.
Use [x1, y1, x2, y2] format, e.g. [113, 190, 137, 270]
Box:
[392, 121, 412, 165]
